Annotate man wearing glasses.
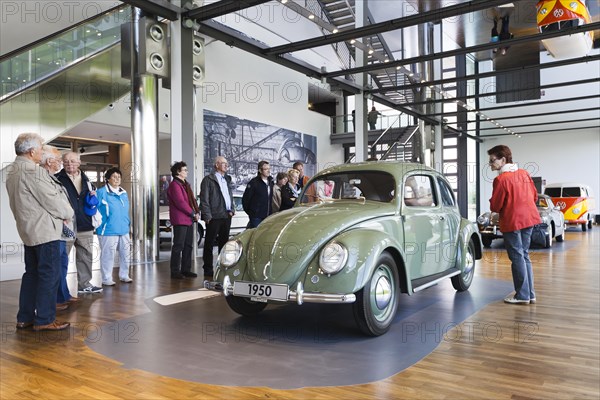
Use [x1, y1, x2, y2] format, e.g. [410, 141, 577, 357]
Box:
[56, 151, 103, 294]
[199, 156, 235, 278]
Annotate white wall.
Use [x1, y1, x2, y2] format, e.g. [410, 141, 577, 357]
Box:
[479, 129, 600, 212]
[198, 40, 342, 171]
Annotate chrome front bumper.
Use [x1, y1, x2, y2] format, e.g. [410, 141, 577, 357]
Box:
[204, 276, 356, 305]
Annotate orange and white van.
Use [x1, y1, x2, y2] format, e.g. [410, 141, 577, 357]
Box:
[544, 183, 595, 231]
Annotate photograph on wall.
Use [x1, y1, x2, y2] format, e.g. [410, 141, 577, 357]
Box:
[203, 109, 317, 195]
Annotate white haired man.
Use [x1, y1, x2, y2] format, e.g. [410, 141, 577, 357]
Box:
[56, 151, 103, 294]
[5, 133, 73, 331]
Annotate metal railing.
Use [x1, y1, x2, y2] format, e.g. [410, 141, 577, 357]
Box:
[381, 125, 419, 161]
[0, 4, 130, 102]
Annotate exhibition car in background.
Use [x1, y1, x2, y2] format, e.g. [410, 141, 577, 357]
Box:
[544, 183, 595, 231]
[477, 194, 566, 248]
[205, 162, 483, 336]
[159, 194, 248, 244]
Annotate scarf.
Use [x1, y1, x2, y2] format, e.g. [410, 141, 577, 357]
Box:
[175, 177, 200, 214]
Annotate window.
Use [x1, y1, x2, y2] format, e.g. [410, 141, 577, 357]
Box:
[438, 178, 456, 207]
[404, 175, 437, 207]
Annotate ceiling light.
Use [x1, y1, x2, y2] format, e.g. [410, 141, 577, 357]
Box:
[368, 49, 374, 55]
[281, 0, 288, 3]
[350, 39, 356, 44]
[308, 14, 315, 20]
[332, 28, 338, 34]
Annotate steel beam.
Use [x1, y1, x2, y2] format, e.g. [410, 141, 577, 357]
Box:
[119, 0, 181, 20]
[264, 0, 520, 56]
[184, 0, 272, 21]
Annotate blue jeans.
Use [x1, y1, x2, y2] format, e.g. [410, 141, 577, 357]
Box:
[18, 241, 61, 325]
[56, 240, 71, 303]
[247, 217, 263, 229]
[503, 227, 535, 301]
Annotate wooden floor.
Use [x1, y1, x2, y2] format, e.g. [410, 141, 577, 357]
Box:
[1, 229, 599, 399]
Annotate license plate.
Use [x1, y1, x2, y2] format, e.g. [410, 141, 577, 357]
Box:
[233, 281, 289, 301]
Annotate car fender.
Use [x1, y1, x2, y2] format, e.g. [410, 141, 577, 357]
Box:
[301, 228, 408, 295]
[455, 219, 483, 270]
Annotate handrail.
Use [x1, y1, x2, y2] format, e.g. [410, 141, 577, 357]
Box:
[381, 125, 419, 161]
[1, 5, 131, 102]
[0, 4, 127, 61]
[369, 113, 402, 150]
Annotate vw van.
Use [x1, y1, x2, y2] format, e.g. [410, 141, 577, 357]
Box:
[544, 183, 595, 231]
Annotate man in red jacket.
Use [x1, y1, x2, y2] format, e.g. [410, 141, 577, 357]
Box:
[488, 145, 541, 305]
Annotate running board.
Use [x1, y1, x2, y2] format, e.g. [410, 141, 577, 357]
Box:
[412, 269, 461, 293]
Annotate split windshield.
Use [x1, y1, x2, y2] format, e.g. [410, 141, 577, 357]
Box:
[299, 171, 396, 204]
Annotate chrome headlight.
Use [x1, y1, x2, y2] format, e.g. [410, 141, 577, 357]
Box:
[477, 214, 490, 226]
[319, 242, 348, 275]
[218, 240, 242, 268]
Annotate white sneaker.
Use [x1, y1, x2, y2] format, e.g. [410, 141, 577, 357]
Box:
[530, 298, 536, 304]
[120, 277, 133, 283]
[504, 296, 530, 305]
[102, 280, 116, 286]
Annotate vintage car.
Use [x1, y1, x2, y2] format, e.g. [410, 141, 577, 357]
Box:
[205, 162, 482, 336]
[544, 182, 595, 231]
[477, 194, 566, 248]
[159, 194, 248, 244]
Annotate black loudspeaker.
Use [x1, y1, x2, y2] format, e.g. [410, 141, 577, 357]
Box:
[192, 36, 205, 86]
[140, 17, 169, 78]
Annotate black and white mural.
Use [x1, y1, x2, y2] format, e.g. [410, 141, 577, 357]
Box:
[203, 110, 317, 195]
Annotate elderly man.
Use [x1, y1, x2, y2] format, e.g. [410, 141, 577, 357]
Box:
[40, 145, 80, 310]
[199, 156, 235, 277]
[56, 151, 102, 294]
[5, 133, 73, 331]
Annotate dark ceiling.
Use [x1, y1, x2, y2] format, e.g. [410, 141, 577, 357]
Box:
[122, 0, 600, 138]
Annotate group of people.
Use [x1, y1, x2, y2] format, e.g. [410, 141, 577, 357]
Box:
[166, 157, 312, 280]
[6, 132, 538, 332]
[6, 133, 133, 331]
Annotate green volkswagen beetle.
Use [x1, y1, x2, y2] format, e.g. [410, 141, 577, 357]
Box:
[205, 162, 482, 336]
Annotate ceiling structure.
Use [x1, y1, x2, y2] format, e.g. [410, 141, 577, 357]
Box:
[113, 0, 600, 140]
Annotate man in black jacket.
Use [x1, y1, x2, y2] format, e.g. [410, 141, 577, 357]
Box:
[56, 152, 103, 294]
[199, 156, 235, 277]
[242, 160, 273, 229]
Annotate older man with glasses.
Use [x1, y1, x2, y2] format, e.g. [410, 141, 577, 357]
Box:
[56, 151, 103, 294]
[199, 156, 235, 278]
[5, 133, 74, 331]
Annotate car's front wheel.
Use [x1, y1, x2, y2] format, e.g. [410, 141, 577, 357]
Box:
[452, 240, 476, 291]
[353, 252, 400, 336]
[225, 296, 267, 316]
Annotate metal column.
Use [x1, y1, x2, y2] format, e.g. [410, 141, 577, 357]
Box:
[130, 7, 159, 263]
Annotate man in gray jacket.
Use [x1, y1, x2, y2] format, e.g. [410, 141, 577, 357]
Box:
[5, 133, 74, 331]
[199, 156, 234, 277]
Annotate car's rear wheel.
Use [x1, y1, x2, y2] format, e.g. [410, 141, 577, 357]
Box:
[588, 218, 593, 229]
[452, 240, 476, 291]
[582, 222, 587, 232]
[225, 296, 267, 316]
[556, 231, 564, 242]
[481, 236, 493, 248]
[353, 252, 399, 336]
[544, 224, 553, 248]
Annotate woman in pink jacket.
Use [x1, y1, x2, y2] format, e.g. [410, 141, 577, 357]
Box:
[488, 145, 541, 305]
[167, 161, 200, 279]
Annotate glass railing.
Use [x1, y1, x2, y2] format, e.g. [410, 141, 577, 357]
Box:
[0, 4, 130, 101]
[332, 112, 414, 134]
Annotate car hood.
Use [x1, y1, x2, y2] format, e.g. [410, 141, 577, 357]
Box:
[244, 200, 394, 284]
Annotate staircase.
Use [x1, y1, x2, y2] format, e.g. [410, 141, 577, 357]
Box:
[0, 5, 131, 166]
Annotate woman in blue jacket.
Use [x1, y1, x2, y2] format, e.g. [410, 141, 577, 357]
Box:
[96, 168, 132, 285]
